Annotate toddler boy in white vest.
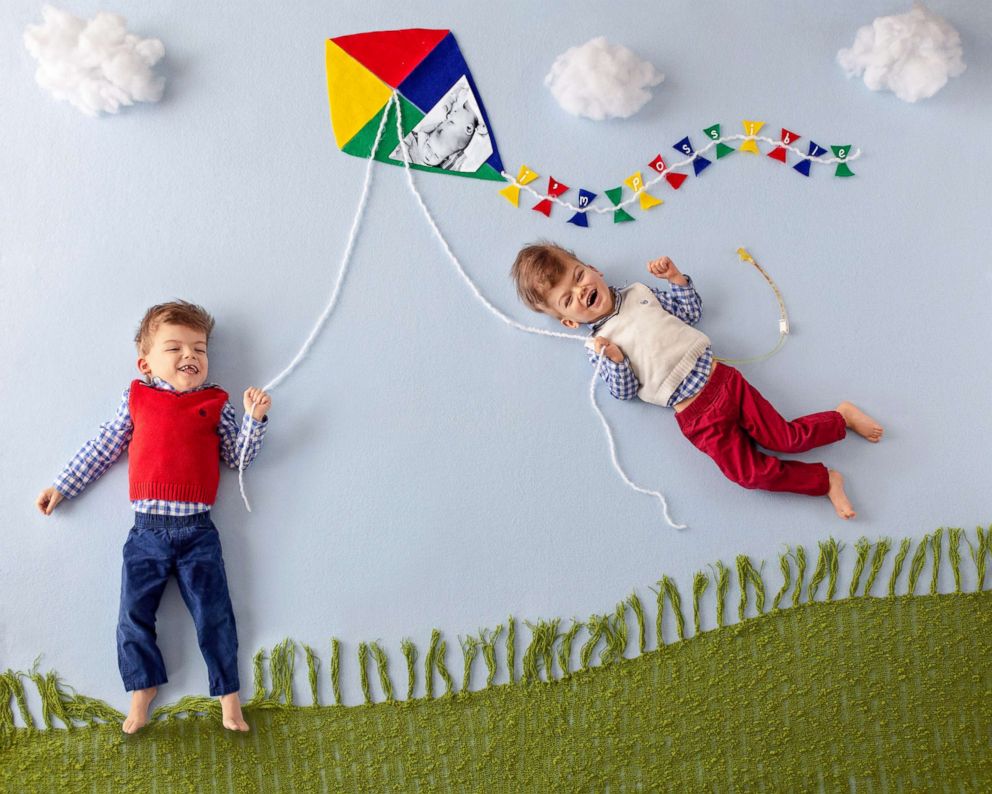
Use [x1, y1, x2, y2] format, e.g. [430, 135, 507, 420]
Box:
[511, 242, 883, 519]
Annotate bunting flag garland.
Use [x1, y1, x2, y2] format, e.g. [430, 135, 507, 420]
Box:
[624, 172, 663, 211]
[703, 123, 736, 158]
[740, 120, 765, 154]
[566, 189, 597, 227]
[605, 186, 635, 224]
[832, 146, 855, 178]
[532, 177, 568, 216]
[767, 129, 801, 163]
[498, 164, 538, 206]
[793, 142, 828, 177]
[673, 136, 711, 176]
[648, 154, 688, 190]
[497, 119, 859, 227]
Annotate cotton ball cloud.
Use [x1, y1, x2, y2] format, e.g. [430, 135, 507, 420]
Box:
[837, 2, 965, 103]
[545, 37, 664, 121]
[24, 5, 166, 117]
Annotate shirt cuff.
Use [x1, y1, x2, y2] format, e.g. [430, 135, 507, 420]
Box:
[670, 274, 694, 292]
[241, 413, 268, 436]
[53, 474, 80, 499]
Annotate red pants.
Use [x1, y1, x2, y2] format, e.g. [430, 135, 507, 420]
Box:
[675, 364, 846, 496]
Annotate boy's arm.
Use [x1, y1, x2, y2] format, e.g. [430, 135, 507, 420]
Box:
[53, 386, 134, 499]
[649, 276, 702, 326]
[219, 402, 268, 470]
[586, 346, 639, 400]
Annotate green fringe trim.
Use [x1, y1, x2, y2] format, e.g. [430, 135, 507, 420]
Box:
[522, 620, 560, 685]
[790, 546, 807, 608]
[557, 621, 581, 677]
[302, 644, 320, 707]
[656, 576, 686, 643]
[692, 571, 709, 635]
[712, 561, 730, 627]
[772, 551, 791, 611]
[908, 535, 930, 594]
[506, 617, 516, 685]
[480, 627, 501, 688]
[888, 538, 912, 596]
[400, 639, 416, 701]
[330, 638, 342, 707]
[967, 526, 990, 591]
[930, 529, 944, 595]
[735, 556, 765, 620]
[627, 593, 647, 654]
[4, 527, 991, 728]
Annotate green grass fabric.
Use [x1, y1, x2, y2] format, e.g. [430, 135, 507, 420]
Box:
[2, 532, 990, 791]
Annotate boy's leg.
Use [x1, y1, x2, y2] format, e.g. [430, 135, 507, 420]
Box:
[683, 418, 832, 496]
[173, 517, 241, 699]
[117, 522, 173, 693]
[728, 367, 846, 454]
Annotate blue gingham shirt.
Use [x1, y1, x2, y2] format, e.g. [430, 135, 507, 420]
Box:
[54, 377, 268, 516]
[586, 275, 713, 408]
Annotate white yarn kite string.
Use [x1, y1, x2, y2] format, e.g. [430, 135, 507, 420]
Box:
[389, 92, 686, 529]
[501, 135, 864, 214]
[236, 102, 392, 511]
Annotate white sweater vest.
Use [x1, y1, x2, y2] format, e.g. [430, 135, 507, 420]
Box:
[586, 282, 711, 407]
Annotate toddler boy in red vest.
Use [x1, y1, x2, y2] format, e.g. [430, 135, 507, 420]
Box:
[36, 301, 271, 733]
[511, 242, 884, 519]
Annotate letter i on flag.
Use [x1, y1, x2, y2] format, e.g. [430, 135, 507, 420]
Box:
[768, 129, 800, 163]
[532, 177, 569, 216]
[703, 123, 735, 158]
[499, 165, 538, 206]
[624, 172, 663, 210]
[648, 155, 687, 190]
[673, 137, 711, 176]
[740, 120, 765, 154]
[793, 141, 827, 177]
[567, 189, 597, 227]
[604, 186, 635, 224]
[831, 146, 855, 177]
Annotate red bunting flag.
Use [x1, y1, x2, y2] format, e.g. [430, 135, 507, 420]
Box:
[532, 177, 569, 217]
[768, 129, 801, 163]
[648, 155, 688, 190]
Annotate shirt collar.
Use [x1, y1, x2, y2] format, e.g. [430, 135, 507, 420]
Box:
[148, 376, 217, 393]
[586, 286, 623, 335]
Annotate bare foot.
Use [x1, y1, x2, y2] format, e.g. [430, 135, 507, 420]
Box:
[122, 687, 157, 734]
[827, 469, 856, 520]
[836, 402, 883, 442]
[219, 692, 250, 732]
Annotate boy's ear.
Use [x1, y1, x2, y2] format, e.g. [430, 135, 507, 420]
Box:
[136, 357, 151, 375]
[559, 318, 579, 329]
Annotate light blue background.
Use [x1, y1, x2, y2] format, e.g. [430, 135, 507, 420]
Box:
[2, 1, 989, 714]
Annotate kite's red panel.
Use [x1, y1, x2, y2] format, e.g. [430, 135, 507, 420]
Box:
[331, 28, 449, 88]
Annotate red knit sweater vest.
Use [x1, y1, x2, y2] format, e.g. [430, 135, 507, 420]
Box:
[128, 380, 229, 503]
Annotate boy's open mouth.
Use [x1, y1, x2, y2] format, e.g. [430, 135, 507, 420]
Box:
[586, 289, 598, 309]
[178, 364, 199, 375]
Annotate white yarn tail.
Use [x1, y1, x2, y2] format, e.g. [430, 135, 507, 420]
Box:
[589, 352, 687, 529]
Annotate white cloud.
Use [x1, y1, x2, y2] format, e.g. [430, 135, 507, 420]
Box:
[544, 37, 664, 121]
[837, 3, 965, 103]
[24, 5, 166, 117]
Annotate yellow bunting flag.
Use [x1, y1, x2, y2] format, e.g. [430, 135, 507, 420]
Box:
[624, 172, 663, 211]
[740, 120, 765, 155]
[498, 165, 539, 207]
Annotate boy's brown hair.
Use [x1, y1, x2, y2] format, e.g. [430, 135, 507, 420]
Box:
[134, 300, 215, 354]
[510, 241, 576, 314]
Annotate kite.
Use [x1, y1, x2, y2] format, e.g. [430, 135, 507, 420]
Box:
[325, 29, 505, 181]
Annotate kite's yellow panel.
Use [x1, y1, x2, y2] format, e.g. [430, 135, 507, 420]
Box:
[325, 40, 392, 149]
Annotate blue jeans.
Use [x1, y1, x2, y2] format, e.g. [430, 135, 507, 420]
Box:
[116, 511, 240, 696]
